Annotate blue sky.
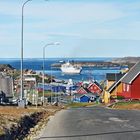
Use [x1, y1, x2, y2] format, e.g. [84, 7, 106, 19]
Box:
[0, 0, 140, 58]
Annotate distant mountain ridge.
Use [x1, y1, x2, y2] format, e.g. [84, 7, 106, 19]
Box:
[112, 57, 140, 64]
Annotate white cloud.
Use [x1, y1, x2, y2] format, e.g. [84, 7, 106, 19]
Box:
[0, 1, 127, 22]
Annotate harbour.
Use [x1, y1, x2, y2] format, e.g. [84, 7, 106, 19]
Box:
[0, 58, 123, 82]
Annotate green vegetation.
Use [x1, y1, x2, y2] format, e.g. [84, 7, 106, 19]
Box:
[33, 75, 42, 83]
[116, 96, 125, 100]
[38, 91, 56, 97]
[66, 102, 96, 108]
[7, 70, 20, 79]
[32, 74, 55, 83]
[114, 100, 140, 106]
[109, 100, 140, 110]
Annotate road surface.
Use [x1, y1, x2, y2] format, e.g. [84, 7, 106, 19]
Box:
[37, 106, 140, 140]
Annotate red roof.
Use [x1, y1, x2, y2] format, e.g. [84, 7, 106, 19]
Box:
[77, 87, 88, 94]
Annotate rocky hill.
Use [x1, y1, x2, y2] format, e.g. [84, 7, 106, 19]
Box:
[112, 57, 140, 64]
[0, 64, 15, 71]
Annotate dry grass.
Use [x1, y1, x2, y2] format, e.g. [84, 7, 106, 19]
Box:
[0, 106, 41, 135]
[0, 106, 40, 118]
[0, 105, 61, 136]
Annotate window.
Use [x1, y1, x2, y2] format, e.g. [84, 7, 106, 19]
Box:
[127, 85, 130, 92]
[123, 83, 126, 92]
[123, 83, 130, 92]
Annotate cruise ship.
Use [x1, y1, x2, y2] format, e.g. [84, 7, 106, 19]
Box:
[60, 62, 82, 74]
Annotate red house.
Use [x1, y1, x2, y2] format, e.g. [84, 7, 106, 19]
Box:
[77, 81, 103, 95]
[87, 81, 103, 94]
[120, 61, 140, 99]
[77, 87, 88, 94]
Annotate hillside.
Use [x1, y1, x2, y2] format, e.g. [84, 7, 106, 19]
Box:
[112, 57, 140, 64]
[0, 64, 15, 71]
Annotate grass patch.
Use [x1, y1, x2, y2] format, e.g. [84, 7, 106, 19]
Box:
[109, 100, 140, 110]
[115, 100, 140, 106]
[66, 102, 96, 108]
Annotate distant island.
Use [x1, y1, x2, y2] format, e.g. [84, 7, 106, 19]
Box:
[0, 57, 139, 71]
[52, 57, 140, 69]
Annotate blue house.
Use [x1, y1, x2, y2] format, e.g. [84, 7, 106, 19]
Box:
[73, 93, 97, 102]
[73, 93, 97, 103]
[80, 95, 90, 102]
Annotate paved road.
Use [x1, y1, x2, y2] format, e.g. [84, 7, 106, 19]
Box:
[37, 107, 140, 140]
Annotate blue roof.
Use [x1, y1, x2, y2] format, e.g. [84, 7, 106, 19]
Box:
[38, 84, 66, 92]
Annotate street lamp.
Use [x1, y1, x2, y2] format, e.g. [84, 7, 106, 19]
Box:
[42, 42, 60, 105]
[18, 0, 32, 108]
[19, 0, 47, 108]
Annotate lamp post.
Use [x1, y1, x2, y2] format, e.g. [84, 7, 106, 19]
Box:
[19, 0, 47, 108]
[19, 0, 32, 108]
[42, 42, 60, 105]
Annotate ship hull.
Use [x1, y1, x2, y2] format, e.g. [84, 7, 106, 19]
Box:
[61, 67, 82, 74]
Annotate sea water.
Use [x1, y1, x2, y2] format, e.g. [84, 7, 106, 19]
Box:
[0, 58, 121, 82]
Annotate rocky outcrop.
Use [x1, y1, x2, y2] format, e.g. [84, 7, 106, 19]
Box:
[0, 64, 15, 71]
[0, 111, 43, 140]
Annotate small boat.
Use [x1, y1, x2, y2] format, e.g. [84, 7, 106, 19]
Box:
[60, 61, 82, 74]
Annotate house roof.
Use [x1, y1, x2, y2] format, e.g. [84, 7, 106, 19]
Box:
[106, 73, 125, 81]
[74, 93, 89, 98]
[94, 81, 103, 90]
[121, 61, 140, 84]
[108, 81, 120, 93]
[77, 86, 90, 93]
[74, 93, 96, 98]
[73, 93, 83, 98]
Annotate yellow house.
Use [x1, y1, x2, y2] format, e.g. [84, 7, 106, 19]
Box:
[106, 73, 125, 90]
[102, 90, 110, 104]
[108, 82, 123, 98]
[108, 72, 127, 99]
